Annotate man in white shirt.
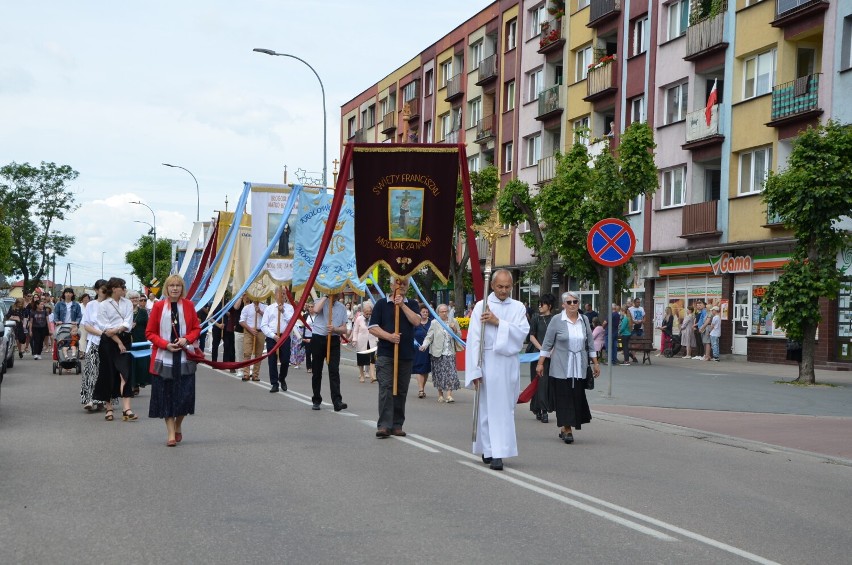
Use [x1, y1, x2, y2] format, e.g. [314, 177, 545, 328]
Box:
[629, 297, 645, 337]
[239, 297, 266, 381]
[260, 286, 294, 393]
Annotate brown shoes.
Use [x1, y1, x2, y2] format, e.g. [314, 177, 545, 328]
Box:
[392, 429, 406, 437]
[376, 428, 391, 438]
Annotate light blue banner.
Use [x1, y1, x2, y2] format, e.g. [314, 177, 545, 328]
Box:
[292, 191, 365, 295]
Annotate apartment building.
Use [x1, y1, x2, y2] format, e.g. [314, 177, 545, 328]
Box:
[340, 0, 850, 368]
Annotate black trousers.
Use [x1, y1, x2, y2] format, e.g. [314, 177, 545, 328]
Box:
[303, 337, 312, 370]
[310, 335, 341, 406]
[31, 326, 49, 356]
[222, 330, 235, 363]
[266, 337, 291, 387]
[211, 325, 222, 362]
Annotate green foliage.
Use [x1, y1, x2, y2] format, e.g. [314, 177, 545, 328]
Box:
[761, 121, 852, 344]
[0, 206, 13, 274]
[125, 235, 174, 288]
[497, 179, 537, 250]
[0, 161, 80, 292]
[617, 121, 658, 205]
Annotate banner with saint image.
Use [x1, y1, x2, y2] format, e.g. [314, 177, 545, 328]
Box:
[352, 144, 459, 283]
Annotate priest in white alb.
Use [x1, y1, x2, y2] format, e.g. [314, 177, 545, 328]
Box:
[465, 269, 530, 471]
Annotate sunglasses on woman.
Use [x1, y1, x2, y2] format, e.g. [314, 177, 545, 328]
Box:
[564, 300, 579, 305]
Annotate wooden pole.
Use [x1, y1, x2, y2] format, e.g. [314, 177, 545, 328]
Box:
[326, 294, 334, 363]
[392, 282, 400, 396]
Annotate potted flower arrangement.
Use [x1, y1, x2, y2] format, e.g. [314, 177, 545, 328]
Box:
[539, 27, 560, 49]
[588, 54, 616, 72]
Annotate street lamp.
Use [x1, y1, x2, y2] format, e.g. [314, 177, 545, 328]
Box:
[162, 163, 200, 221]
[130, 201, 157, 282]
[253, 48, 328, 189]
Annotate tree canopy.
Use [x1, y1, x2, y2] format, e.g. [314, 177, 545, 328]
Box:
[0, 162, 80, 293]
[761, 121, 852, 383]
[125, 234, 174, 290]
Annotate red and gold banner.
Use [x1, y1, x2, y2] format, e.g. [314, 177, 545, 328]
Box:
[352, 144, 459, 283]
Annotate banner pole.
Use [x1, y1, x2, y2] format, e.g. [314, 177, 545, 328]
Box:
[392, 282, 400, 396]
[326, 294, 334, 363]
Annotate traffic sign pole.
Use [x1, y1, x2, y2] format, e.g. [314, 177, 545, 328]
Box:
[607, 266, 613, 398]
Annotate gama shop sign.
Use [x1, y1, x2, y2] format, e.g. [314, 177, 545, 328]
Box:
[710, 252, 753, 275]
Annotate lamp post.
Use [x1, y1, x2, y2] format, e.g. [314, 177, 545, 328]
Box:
[162, 163, 200, 221]
[253, 48, 328, 189]
[130, 201, 157, 282]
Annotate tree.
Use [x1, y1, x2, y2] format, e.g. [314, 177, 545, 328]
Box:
[450, 165, 498, 309]
[761, 121, 852, 384]
[0, 205, 14, 275]
[125, 234, 173, 290]
[496, 178, 556, 295]
[0, 162, 80, 293]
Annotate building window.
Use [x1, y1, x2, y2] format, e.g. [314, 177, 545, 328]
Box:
[739, 146, 772, 195]
[470, 41, 483, 70]
[527, 68, 543, 103]
[440, 60, 453, 88]
[424, 70, 433, 96]
[440, 113, 451, 140]
[573, 116, 590, 145]
[744, 49, 776, 99]
[468, 97, 482, 129]
[667, 0, 689, 40]
[506, 18, 517, 51]
[366, 105, 376, 128]
[379, 97, 390, 118]
[526, 134, 542, 167]
[347, 116, 356, 138]
[842, 16, 852, 70]
[661, 167, 686, 208]
[631, 96, 645, 123]
[505, 80, 516, 111]
[577, 0, 590, 8]
[529, 4, 545, 38]
[403, 81, 417, 102]
[468, 154, 480, 173]
[628, 195, 643, 214]
[664, 82, 688, 124]
[504, 142, 514, 173]
[424, 120, 433, 143]
[575, 46, 592, 82]
[632, 17, 648, 56]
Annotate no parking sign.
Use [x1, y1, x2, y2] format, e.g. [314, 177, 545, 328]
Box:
[587, 218, 636, 267]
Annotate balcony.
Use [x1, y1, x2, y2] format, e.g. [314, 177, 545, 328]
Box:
[380, 112, 396, 135]
[588, 0, 621, 27]
[536, 85, 563, 121]
[771, 0, 829, 27]
[584, 62, 617, 101]
[476, 54, 498, 86]
[442, 129, 460, 144]
[537, 154, 557, 185]
[475, 115, 496, 144]
[684, 8, 727, 61]
[352, 128, 366, 143]
[538, 19, 565, 54]
[767, 73, 822, 127]
[403, 98, 420, 121]
[445, 73, 464, 101]
[680, 200, 721, 239]
[682, 105, 724, 150]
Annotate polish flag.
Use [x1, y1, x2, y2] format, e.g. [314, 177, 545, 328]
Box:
[705, 79, 718, 126]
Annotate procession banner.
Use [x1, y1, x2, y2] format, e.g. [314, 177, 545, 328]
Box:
[351, 144, 459, 283]
[292, 190, 365, 295]
[249, 184, 296, 284]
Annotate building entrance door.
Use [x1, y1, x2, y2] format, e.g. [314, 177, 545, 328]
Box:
[732, 287, 750, 355]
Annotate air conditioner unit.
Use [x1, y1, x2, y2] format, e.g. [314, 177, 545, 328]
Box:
[640, 257, 660, 280]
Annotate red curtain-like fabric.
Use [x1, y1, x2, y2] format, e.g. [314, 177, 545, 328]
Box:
[516, 376, 538, 404]
[186, 218, 218, 300]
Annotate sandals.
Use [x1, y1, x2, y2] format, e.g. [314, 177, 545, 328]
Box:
[122, 409, 138, 422]
[418, 390, 426, 398]
[175, 432, 183, 443]
[251, 377, 260, 382]
[104, 410, 114, 421]
[446, 396, 455, 403]
[166, 439, 177, 447]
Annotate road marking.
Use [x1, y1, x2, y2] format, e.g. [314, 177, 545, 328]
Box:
[459, 460, 675, 541]
[357, 420, 439, 452]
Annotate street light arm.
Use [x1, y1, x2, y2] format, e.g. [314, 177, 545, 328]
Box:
[162, 163, 200, 221]
[130, 201, 157, 282]
[253, 47, 328, 189]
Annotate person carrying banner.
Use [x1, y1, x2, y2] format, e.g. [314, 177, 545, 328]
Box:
[465, 269, 529, 471]
[310, 295, 349, 411]
[239, 297, 266, 381]
[368, 277, 422, 438]
[260, 286, 293, 393]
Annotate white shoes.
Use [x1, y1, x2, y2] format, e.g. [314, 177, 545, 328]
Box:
[33, 354, 41, 360]
[235, 370, 244, 378]
[691, 356, 703, 360]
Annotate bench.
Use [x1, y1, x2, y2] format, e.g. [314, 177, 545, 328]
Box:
[627, 336, 655, 365]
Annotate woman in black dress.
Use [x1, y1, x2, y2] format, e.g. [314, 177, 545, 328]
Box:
[527, 293, 556, 423]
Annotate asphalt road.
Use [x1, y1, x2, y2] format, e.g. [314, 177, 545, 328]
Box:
[1, 352, 850, 564]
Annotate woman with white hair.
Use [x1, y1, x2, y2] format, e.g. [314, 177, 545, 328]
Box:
[536, 291, 600, 444]
[350, 300, 376, 383]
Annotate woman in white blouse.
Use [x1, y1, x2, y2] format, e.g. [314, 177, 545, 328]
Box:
[536, 291, 600, 444]
[92, 277, 137, 422]
[81, 280, 108, 411]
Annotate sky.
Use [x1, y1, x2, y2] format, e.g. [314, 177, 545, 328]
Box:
[0, 0, 492, 289]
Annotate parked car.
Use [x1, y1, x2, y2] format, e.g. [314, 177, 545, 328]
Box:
[0, 310, 15, 401]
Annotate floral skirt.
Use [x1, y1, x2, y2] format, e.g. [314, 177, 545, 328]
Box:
[148, 373, 196, 418]
[290, 333, 305, 366]
[430, 354, 459, 391]
[80, 343, 102, 405]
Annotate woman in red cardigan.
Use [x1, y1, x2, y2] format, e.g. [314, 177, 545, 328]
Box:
[146, 274, 201, 447]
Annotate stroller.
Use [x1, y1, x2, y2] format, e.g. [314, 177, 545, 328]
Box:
[663, 333, 682, 358]
[53, 323, 82, 374]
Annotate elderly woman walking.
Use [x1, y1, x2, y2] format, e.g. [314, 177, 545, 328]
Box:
[146, 274, 201, 447]
[536, 291, 600, 444]
[350, 300, 376, 383]
[419, 304, 462, 403]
